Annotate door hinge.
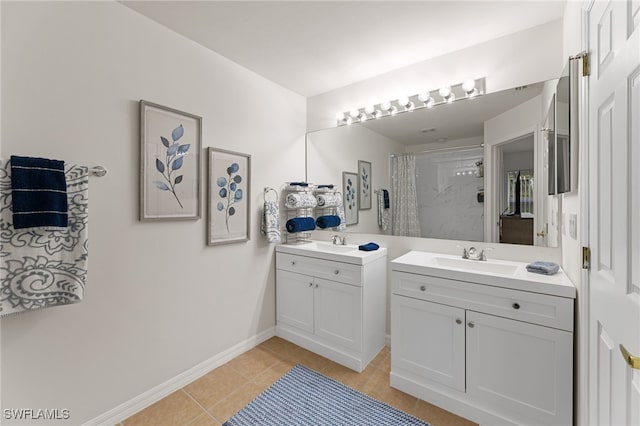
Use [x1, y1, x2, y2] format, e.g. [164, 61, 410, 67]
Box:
[582, 246, 591, 270]
[570, 51, 590, 77]
[582, 52, 590, 77]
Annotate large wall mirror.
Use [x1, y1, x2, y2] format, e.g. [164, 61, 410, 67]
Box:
[306, 76, 570, 248]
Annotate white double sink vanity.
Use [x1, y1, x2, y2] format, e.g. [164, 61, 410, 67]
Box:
[275, 241, 576, 426]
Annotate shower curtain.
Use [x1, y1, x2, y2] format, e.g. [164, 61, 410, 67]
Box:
[391, 154, 421, 237]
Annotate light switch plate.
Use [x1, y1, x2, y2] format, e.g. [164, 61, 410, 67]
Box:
[569, 213, 577, 239]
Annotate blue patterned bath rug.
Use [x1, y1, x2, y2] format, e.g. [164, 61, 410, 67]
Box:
[223, 364, 430, 426]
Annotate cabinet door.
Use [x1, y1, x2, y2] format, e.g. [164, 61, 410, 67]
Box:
[276, 270, 314, 334]
[391, 295, 466, 392]
[314, 278, 362, 351]
[466, 311, 572, 426]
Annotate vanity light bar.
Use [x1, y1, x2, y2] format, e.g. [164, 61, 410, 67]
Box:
[336, 78, 486, 126]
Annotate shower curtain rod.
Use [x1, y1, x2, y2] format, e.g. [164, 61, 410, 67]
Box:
[391, 143, 484, 157]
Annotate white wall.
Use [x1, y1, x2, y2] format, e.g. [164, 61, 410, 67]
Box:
[306, 124, 403, 234]
[1, 2, 305, 424]
[307, 19, 564, 131]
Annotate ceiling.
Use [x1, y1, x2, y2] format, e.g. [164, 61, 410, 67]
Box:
[121, 1, 566, 97]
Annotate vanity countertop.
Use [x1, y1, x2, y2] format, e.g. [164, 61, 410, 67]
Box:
[391, 250, 575, 298]
[276, 241, 387, 265]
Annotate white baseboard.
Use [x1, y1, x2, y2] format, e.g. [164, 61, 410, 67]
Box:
[83, 327, 275, 426]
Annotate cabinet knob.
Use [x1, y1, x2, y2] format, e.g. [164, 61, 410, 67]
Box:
[468, 322, 475, 328]
[420, 285, 426, 292]
[315, 283, 319, 288]
[334, 270, 340, 275]
[308, 282, 313, 287]
[455, 318, 462, 324]
[291, 261, 296, 266]
[512, 303, 520, 310]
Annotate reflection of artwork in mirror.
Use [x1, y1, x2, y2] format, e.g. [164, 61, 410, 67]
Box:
[358, 160, 372, 210]
[342, 171, 358, 225]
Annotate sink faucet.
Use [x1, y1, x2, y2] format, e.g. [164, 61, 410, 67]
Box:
[331, 234, 346, 245]
[460, 246, 492, 261]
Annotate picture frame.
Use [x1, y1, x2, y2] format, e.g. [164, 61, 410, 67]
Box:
[208, 147, 251, 245]
[342, 171, 359, 225]
[140, 100, 201, 221]
[358, 160, 372, 210]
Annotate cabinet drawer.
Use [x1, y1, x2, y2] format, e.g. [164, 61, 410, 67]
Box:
[277, 252, 362, 286]
[392, 272, 573, 331]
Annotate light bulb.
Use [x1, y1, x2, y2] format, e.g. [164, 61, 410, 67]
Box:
[374, 110, 383, 119]
[336, 112, 345, 121]
[418, 92, 430, 103]
[381, 101, 392, 112]
[346, 116, 353, 125]
[349, 110, 360, 119]
[398, 96, 410, 107]
[439, 86, 452, 101]
[406, 101, 415, 112]
[462, 79, 476, 94]
[360, 112, 368, 122]
[364, 105, 375, 114]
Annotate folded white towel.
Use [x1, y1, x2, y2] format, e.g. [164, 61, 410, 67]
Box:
[316, 193, 341, 207]
[261, 200, 281, 243]
[285, 193, 317, 209]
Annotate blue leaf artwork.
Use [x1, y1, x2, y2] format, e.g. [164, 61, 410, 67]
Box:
[361, 166, 369, 202]
[346, 177, 356, 211]
[217, 162, 243, 232]
[154, 124, 190, 208]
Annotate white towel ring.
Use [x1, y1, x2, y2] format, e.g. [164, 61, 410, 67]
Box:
[263, 187, 278, 203]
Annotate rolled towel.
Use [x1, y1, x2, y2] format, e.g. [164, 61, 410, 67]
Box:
[316, 193, 341, 207]
[526, 261, 559, 275]
[11, 155, 68, 229]
[286, 217, 316, 233]
[285, 193, 317, 209]
[358, 242, 380, 251]
[316, 215, 341, 229]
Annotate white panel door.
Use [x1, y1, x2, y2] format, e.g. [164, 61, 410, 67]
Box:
[466, 311, 573, 426]
[391, 295, 466, 392]
[313, 278, 362, 351]
[587, 0, 640, 424]
[276, 270, 314, 333]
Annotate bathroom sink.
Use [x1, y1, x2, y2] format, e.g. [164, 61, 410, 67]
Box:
[303, 241, 358, 253]
[390, 250, 576, 298]
[276, 240, 387, 265]
[433, 256, 519, 276]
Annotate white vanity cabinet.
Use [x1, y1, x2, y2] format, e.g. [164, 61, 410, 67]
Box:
[390, 251, 576, 426]
[275, 243, 387, 372]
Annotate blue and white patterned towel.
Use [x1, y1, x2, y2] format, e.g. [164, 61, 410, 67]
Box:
[261, 200, 281, 243]
[0, 160, 89, 317]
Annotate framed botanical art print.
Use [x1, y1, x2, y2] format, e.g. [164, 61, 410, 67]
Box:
[140, 100, 201, 221]
[208, 147, 251, 245]
[342, 171, 358, 225]
[358, 160, 372, 210]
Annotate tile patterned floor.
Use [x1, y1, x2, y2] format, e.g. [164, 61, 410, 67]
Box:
[122, 337, 477, 426]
